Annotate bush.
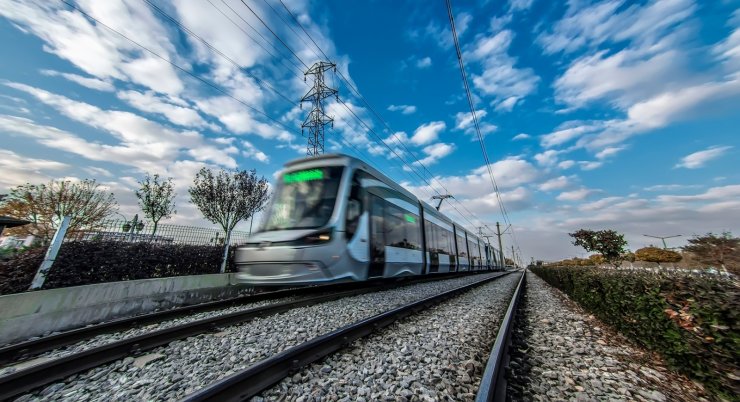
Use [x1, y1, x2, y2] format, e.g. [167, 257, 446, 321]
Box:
[0, 241, 239, 295]
[530, 266, 739, 400]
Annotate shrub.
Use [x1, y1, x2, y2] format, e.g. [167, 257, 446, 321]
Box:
[530, 266, 739, 400]
[0, 240, 239, 295]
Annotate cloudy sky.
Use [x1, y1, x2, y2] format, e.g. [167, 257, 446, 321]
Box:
[0, 0, 738, 262]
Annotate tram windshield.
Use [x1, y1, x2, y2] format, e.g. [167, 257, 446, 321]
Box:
[261, 166, 344, 231]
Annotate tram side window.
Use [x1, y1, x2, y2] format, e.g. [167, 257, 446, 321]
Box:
[370, 195, 385, 262]
[468, 240, 477, 265]
[345, 173, 363, 239]
[382, 202, 421, 250]
[456, 233, 467, 258]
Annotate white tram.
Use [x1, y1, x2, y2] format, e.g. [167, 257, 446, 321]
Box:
[235, 154, 503, 285]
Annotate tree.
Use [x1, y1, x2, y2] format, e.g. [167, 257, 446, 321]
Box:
[569, 229, 628, 268]
[135, 174, 176, 238]
[0, 179, 117, 243]
[635, 246, 682, 267]
[189, 167, 270, 273]
[682, 232, 740, 274]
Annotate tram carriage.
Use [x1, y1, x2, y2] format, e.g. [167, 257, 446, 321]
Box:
[235, 154, 503, 285]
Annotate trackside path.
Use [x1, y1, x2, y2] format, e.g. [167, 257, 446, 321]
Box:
[507, 272, 710, 402]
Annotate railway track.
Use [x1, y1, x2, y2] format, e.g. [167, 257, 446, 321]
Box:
[0, 271, 500, 401]
[0, 271, 471, 368]
[476, 270, 526, 402]
[182, 273, 514, 401]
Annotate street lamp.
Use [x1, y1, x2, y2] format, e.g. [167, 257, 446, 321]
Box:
[122, 214, 145, 241]
[643, 234, 682, 249]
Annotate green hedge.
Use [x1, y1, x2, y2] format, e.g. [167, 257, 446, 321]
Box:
[0, 240, 239, 295]
[530, 266, 739, 400]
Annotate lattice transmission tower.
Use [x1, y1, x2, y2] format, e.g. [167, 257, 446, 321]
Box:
[300, 61, 338, 156]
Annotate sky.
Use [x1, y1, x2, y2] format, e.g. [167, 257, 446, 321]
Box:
[0, 0, 738, 262]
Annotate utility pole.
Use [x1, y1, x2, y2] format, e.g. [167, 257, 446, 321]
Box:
[300, 61, 338, 156]
[496, 222, 505, 268]
[643, 234, 682, 249]
[511, 245, 516, 268]
[432, 194, 453, 211]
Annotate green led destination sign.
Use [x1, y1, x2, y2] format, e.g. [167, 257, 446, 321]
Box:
[284, 169, 324, 183]
[404, 214, 416, 223]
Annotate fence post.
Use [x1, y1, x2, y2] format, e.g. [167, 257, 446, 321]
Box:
[29, 215, 71, 290]
[220, 230, 232, 274]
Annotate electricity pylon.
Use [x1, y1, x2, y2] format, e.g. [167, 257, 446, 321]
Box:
[300, 61, 338, 156]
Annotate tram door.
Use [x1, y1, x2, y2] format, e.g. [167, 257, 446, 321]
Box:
[368, 194, 385, 278]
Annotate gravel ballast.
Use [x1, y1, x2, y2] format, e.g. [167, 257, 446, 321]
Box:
[12, 273, 501, 401]
[507, 272, 711, 402]
[256, 272, 521, 401]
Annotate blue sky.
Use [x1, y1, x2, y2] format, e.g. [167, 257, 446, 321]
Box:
[0, 0, 738, 261]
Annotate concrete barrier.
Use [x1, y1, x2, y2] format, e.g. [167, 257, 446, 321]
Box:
[0, 273, 252, 345]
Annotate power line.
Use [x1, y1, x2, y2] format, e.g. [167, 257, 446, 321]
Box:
[237, 0, 309, 69]
[445, 0, 519, 249]
[206, 0, 305, 76]
[59, 0, 295, 135]
[141, 0, 295, 106]
[275, 0, 494, 232]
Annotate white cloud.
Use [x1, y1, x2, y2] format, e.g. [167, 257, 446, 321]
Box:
[626, 80, 740, 129]
[387, 104, 417, 115]
[540, 121, 607, 148]
[416, 57, 432, 69]
[595, 146, 625, 159]
[556, 188, 596, 201]
[0, 1, 184, 95]
[464, 30, 539, 109]
[242, 140, 269, 163]
[578, 161, 603, 171]
[537, 0, 695, 55]
[413, 142, 456, 166]
[0, 149, 68, 190]
[4, 83, 238, 169]
[675, 146, 732, 169]
[454, 109, 497, 139]
[40, 69, 115, 91]
[512, 133, 530, 140]
[558, 160, 575, 169]
[644, 184, 701, 192]
[508, 0, 534, 12]
[494, 96, 519, 112]
[539, 176, 570, 191]
[411, 121, 446, 145]
[118, 90, 210, 128]
[534, 150, 560, 167]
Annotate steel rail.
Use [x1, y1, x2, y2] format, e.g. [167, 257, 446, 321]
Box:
[0, 271, 483, 401]
[0, 283, 392, 400]
[475, 270, 526, 402]
[182, 272, 510, 402]
[0, 271, 468, 366]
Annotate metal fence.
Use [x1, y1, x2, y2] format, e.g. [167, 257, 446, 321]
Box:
[65, 220, 251, 246]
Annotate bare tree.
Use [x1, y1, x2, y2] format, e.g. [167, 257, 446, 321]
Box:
[135, 173, 176, 239]
[0, 179, 118, 243]
[682, 232, 739, 274]
[189, 167, 270, 273]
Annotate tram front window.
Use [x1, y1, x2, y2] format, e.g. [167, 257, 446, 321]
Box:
[261, 166, 343, 231]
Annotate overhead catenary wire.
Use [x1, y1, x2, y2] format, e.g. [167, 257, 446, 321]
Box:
[445, 0, 520, 252]
[273, 0, 495, 232]
[58, 0, 297, 136]
[206, 0, 306, 76]
[236, 0, 471, 222]
[141, 0, 296, 106]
